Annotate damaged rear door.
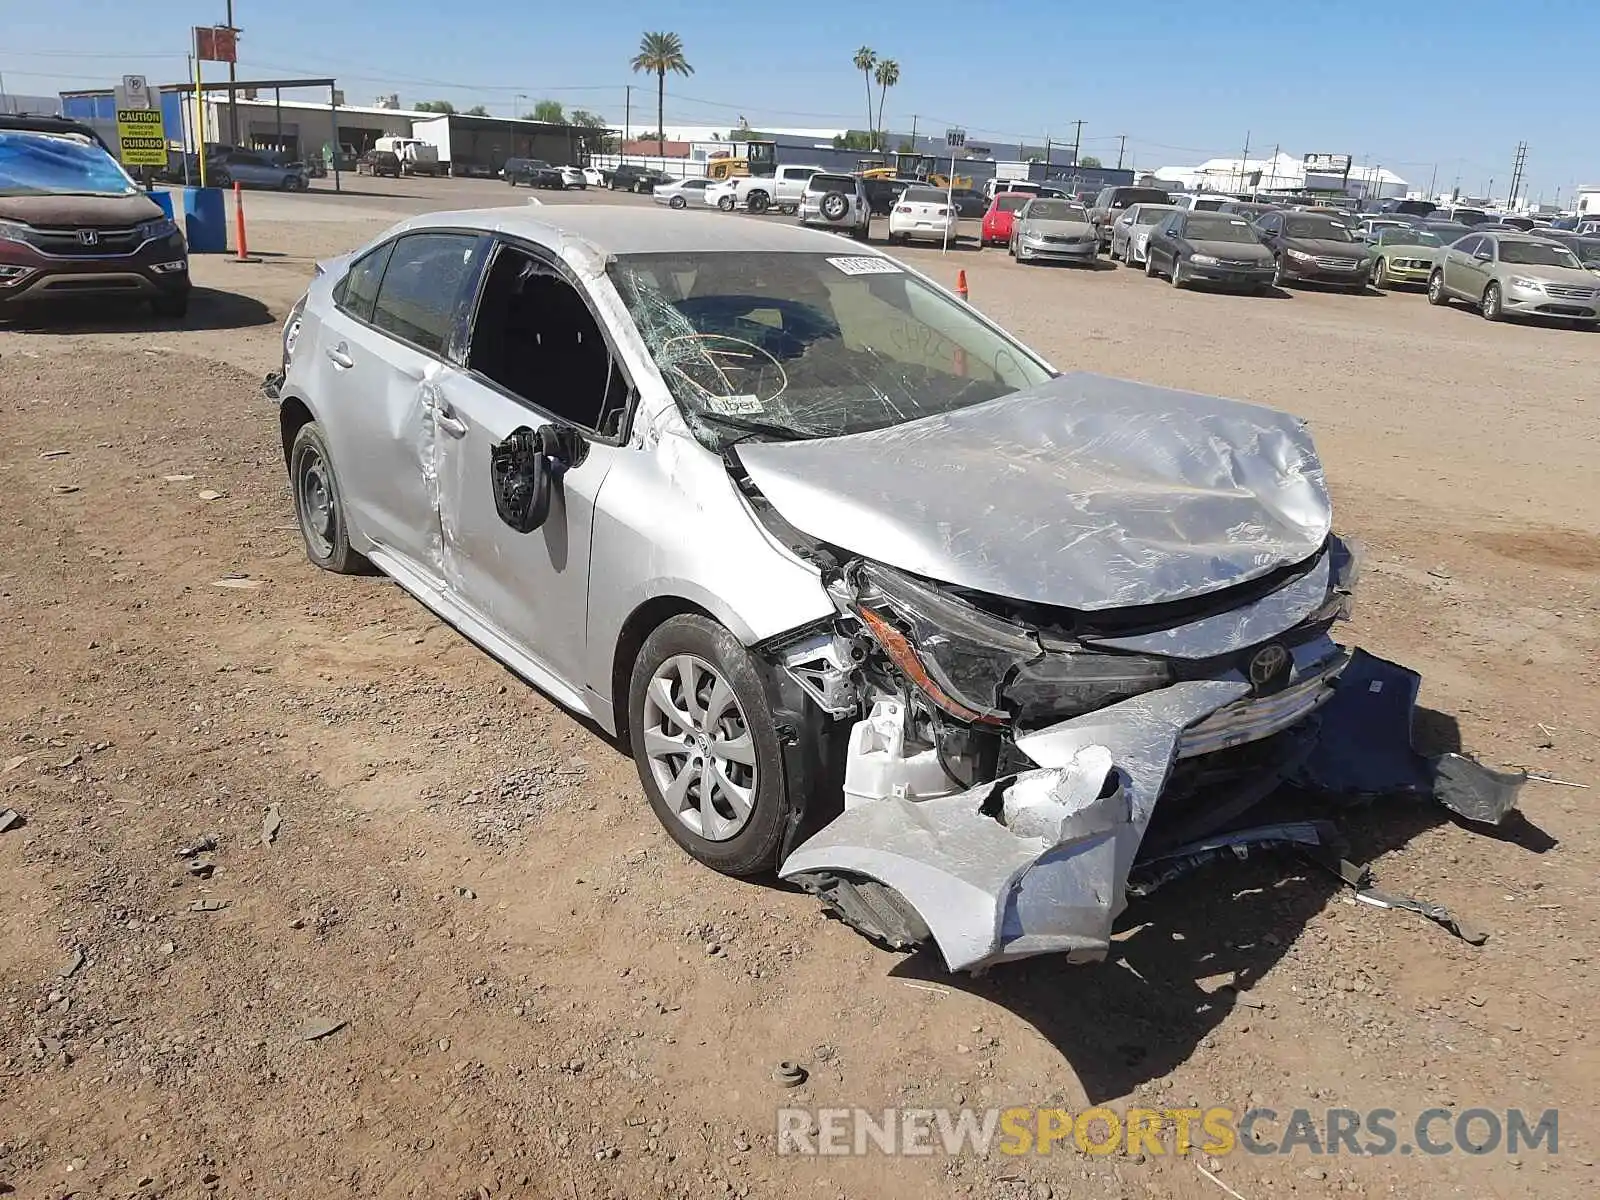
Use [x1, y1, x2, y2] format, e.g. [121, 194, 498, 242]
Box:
[432, 238, 633, 692]
[320, 230, 490, 585]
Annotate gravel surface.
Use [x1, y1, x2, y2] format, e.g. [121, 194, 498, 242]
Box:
[0, 178, 1594, 1199]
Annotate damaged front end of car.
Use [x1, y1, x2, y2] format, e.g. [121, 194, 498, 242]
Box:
[763, 542, 1360, 972]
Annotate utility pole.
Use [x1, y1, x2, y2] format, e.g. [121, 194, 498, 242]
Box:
[910, 114, 918, 148]
[1236, 131, 1250, 192]
[623, 85, 631, 162]
[1507, 141, 1528, 210]
[1069, 119, 1084, 168]
[225, 0, 239, 146]
[1261, 142, 1279, 197]
[1427, 163, 1437, 201]
[1116, 133, 1126, 171]
[1043, 133, 1052, 169]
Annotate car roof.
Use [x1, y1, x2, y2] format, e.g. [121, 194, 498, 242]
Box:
[394, 206, 878, 264]
[0, 113, 111, 152]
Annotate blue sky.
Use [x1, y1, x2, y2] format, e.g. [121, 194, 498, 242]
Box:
[4, 0, 1595, 203]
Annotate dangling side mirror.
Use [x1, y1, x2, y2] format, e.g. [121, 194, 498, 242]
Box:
[489, 425, 588, 534]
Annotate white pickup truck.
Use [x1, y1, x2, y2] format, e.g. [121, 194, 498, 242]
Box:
[374, 136, 443, 177]
[712, 164, 824, 214]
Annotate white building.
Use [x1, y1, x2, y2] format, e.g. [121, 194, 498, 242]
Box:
[1154, 151, 1408, 199]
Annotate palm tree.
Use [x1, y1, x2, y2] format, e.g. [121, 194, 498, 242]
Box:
[631, 32, 694, 156]
[852, 47, 877, 150]
[873, 59, 900, 151]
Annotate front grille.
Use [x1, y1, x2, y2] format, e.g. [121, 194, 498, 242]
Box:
[1311, 256, 1362, 270]
[1395, 258, 1432, 270]
[1543, 283, 1598, 300]
[26, 226, 144, 258]
[1217, 259, 1264, 268]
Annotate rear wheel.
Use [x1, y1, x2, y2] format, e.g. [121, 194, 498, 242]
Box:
[1427, 270, 1449, 306]
[669, 194, 687, 209]
[1171, 260, 1186, 289]
[628, 615, 791, 877]
[1145, 251, 1158, 278]
[1371, 257, 1388, 289]
[717, 194, 735, 211]
[747, 190, 771, 214]
[1272, 256, 1286, 288]
[290, 422, 366, 575]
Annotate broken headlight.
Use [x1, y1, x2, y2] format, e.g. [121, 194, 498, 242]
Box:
[846, 563, 1174, 727]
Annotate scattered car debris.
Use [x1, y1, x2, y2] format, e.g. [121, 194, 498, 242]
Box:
[176, 835, 217, 859]
[197, 489, 225, 501]
[185, 859, 215, 879]
[1320, 858, 1488, 946]
[188, 898, 229, 913]
[39, 449, 69, 459]
[51, 485, 81, 495]
[298, 1017, 347, 1042]
[57, 948, 85, 979]
[773, 1061, 808, 1088]
[0, 809, 23, 834]
[3, 754, 28, 773]
[211, 577, 263, 590]
[1525, 773, 1589, 789]
[163, 474, 196, 482]
[261, 805, 282, 845]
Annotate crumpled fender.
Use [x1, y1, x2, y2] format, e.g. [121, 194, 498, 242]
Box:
[780, 680, 1249, 971]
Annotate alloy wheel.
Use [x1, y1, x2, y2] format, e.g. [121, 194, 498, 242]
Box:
[641, 655, 757, 842]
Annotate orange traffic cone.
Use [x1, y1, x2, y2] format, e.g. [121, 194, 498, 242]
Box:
[956, 269, 969, 301]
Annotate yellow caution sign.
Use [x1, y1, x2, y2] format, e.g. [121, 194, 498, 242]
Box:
[116, 108, 168, 167]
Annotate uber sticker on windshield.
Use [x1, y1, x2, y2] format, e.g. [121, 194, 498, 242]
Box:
[705, 393, 763, 415]
[827, 256, 904, 276]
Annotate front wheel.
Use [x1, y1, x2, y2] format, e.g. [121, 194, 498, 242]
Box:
[1371, 258, 1387, 289]
[1272, 256, 1286, 289]
[1481, 281, 1503, 321]
[627, 615, 791, 876]
[669, 194, 687, 209]
[717, 194, 735, 211]
[1171, 260, 1186, 289]
[1145, 251, 1158, 278]
[290, 422, 366, 575]
[1427, 270, 1449, 306]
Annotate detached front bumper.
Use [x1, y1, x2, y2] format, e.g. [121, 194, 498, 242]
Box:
[782, 636, 1348, 971]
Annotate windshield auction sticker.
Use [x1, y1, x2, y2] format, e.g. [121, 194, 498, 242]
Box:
[826, 256, 904, 276]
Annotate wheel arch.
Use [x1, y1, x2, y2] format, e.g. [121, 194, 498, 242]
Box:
[278, 392, 317, 467]
[609, 594, 719, 744]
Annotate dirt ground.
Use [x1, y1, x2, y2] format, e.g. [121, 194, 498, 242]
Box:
[1, 178, 1596, 1200]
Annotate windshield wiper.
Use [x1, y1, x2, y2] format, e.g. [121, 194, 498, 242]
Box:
[690, 408, 806, 444]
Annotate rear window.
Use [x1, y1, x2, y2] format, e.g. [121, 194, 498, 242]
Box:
[1109, 188, 1171, 209]
[994, 194, 1029, 213]
[807, 174, 855, 192]
[903, 187, 946, 204]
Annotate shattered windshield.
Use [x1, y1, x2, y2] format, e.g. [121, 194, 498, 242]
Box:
[609, 251, 1053, 445]
[0, 131, 139, 197]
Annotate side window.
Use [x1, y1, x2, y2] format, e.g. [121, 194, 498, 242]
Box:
[1455, 236, 1481, 257]
[370, 232, 486, 356]
[1258, 215, 1280, 235]
[465, 244, 632, 439]
[333, 241, 394, 323]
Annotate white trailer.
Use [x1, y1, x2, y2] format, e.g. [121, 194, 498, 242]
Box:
[374, 136, 443, 176]
[410, 116, 454, 175]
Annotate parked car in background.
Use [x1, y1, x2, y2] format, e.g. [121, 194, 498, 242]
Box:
[216, 148, 309, 190]
[1088, 185, 1172, 247]
[861, 177, 916, 217]
[1538, 231, 1600, 270]
[797, 173, 871, 239]
[357, 150, 401, 178]
[1436, 207, 1489, 227]
[947, 187, 989, 219]
[769, 164, 827, 213]
[1419, 221, 1474, 246]
[504, 159, 572, 189]
[0, 119, 190, 318]
[1172, 194, 1227, 212]
[1009, 198, 1099, 264]
[266, 204, 1368, 972]
[1367, 226, 1448, 289]
[983, 178, 1042, 202]
[1143, 210, 1275, 292]
[714, 172, 807, 215]
[1217, 200, 1279, 221]
[1428, 232, 1600, 325]
[1110, 203, 1178, 266]
[1376, 198, 1437, 219]
[980, 191, 1030, 247]
[653, 178, 719, 209]
[1353, 216, 1414, 242]
[608, 164, 674, 193]
[887, 186, 959, 245]
[1252, 210, 1373, 291]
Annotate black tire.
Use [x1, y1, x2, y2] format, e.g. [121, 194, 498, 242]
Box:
[717, 194, 735, 212]
[779, 204, 797, 216]
[853, 221, 870, 242]
[669, 194, 687, 209]
[627, 615, 791, 877]
[820, 192, 849, 221]
[886, 231, 902, 246]
[1171, 260, 1186, 289]
[1427, 270, 1449, 306]
[289, 422, 366, 575]
[150, 291, 189, 320]
[1481, 281, 1503, 321]
[1145, 250, 1158, 278]
[1272, 256, 1286, 289]
[1371, 257, 1387, 289]
[507, 178, 517, 187]
[747, 190, 771, 214]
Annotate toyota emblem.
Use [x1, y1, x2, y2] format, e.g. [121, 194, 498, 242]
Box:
[76, 229, 99, 246]
[1247, 643, 1291, 693]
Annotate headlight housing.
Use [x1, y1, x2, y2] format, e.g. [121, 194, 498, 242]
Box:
[0, 219, 29, 245]
[846, 563, 1174, 726]
[1509, 276, 1544, 291]
[1286, 248, 1315, 262]
[1190, 253, 1220, 266]
[138, 217, 180, 242]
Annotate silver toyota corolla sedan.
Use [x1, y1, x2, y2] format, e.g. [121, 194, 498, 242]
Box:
[266, 207, 1368, 972]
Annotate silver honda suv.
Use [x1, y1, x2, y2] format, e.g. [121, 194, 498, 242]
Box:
[797, 172, 871, 240]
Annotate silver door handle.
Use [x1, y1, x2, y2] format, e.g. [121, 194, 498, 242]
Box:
[326, 343, 354, 369]
[436, 414, 468, 438]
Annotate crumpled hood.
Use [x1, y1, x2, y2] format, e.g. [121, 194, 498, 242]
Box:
[0, 191, 162, 226]
[735, 372, 1332, 612]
